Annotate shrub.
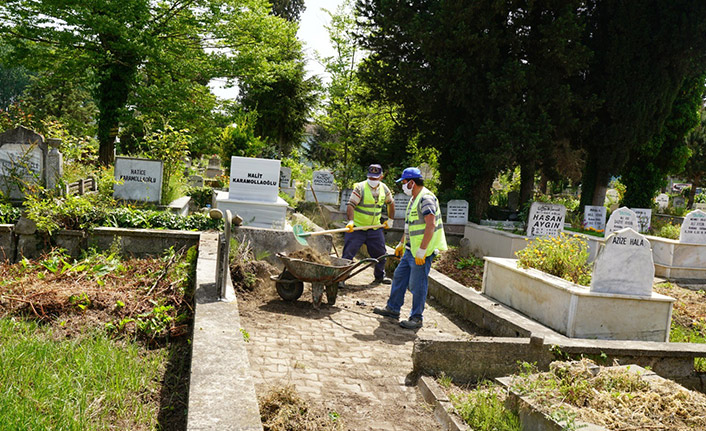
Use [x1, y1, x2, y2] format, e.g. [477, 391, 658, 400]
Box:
[650, 219, 680, 240]
[0, 203, 21, 224]
[186, 186, 213, 209]
[516, 233, 592, 286]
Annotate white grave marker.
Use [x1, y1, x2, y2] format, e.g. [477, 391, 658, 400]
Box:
[113, 157, 163, 203]
[526, 202, 566, 238]
[694, 202, 706, 211]
[446, 200, 469, 224]
[394, 193, 411, 219]
[311, 170, 335, 190]
[604, 188, 620, 204]
[279, 167, 292, 188]
[655, 193, 669, 211]
[604, 207, 638, 236]
[583, 205, 606, 232]
[229, 156, 280, 202]
[632, 208, 652, 233]
[590, 228, 654, 297]
[187, 175, 204, 188]
[679, 209, 706, 244]
[339, 189, 353, 212]
[673, 196, 686, 208]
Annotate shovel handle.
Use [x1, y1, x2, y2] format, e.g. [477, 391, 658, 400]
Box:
[304, 223, 386, 237]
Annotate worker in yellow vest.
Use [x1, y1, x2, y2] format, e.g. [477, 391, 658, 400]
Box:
[342, 164, 395, 285]
[373, 167, 447, 329]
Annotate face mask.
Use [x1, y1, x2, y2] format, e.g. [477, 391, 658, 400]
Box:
[367, 179, 380, 188]
[402, 181, 414, 196]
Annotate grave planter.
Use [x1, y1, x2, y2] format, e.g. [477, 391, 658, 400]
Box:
[482, 257, 674, 342]
[648, 234, 706, 282]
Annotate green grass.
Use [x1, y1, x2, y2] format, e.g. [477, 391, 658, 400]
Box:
[0, 318, 166, 430]
[670, 322, 706, 371]
[450, 382, 520, 431]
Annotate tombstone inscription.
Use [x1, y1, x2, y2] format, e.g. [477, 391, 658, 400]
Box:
[526, 202, 566, 238]
[279, 167, 292, 188]
[655, 193, 669, 211]
[394, 193, 411, 219]
[632, 208, 652, 233]
[679, 209, 706, 244]
[583, 205, 606, 232]
[604, 207, 638, 236]
[229, 156, 280, 202]
[113, 157, 163, 203]
[0, 126, 49, 200]
[339, 189, 353, 212]
[590, 228, 654, 297]
[446, 200, 469, 224]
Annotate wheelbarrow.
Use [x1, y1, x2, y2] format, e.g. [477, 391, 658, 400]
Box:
[271, 252, 393, 308]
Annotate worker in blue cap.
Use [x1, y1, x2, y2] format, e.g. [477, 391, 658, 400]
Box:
[373, 167, 447, 329]
[341, 163, 395, 286]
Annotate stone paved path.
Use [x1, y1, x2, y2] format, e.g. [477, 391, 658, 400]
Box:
[238, 265, 479, 431]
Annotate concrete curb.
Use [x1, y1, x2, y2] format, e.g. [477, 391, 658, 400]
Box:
[186, 232, 263, 431]
[418, 376, 471, 431]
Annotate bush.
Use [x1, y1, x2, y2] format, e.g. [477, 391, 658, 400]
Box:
[650, 219, 680, 240]
[186, 186, 214, 209]
[0, 203, 21, 224]
[516, 233, 592, 286]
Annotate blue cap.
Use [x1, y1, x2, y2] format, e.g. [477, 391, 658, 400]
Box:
[396, 167, 423, 182]
[367, 164, 383, 177]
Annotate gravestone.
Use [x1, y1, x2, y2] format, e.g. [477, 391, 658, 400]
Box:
[188, 175, 204, 188]
[279, 166, 295, 198]
[604, 207, 638, 236]
[0, 126, 51, 200]
[583, 205, 606, 232]
[304, 170, 338, 204]
[655, 193, 669, 211]
[632, 208, 652, 233]
[673, 196, 686, 208]
[394, 192, 411, 219]
[446, 200, 469, 224]
[339, 188, 353, 212]
[695, 202, 706, 211]
[604, 188, 620, 204]
[205, 155, 223, 178]
[590, 228, 654, 297]
[679, 209, 706, 244]
[507, 191, 519, 211]
[526, 202, 566, 238]
[113, 157, 163, 203]
[228, 156, 279, 202]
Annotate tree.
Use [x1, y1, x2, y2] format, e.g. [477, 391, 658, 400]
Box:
[271, 0, 306, 22]
[683, 104, 706, 207]
[0, 0, 302, 165]
[621, 74, 705, 208]
[577, 0, 706, 209]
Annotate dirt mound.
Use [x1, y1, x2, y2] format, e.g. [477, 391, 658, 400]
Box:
[230, 258, 280, 303]
[259, 384, 344, 431]
[288, 248, 332, 265]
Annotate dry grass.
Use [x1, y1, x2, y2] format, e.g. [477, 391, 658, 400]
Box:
[259, 385, 345, 431]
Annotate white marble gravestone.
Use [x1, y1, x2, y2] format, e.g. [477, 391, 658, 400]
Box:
[114, 157, 163, 203]
[583, 205, 606, 231]
[446, 200, 469, 224]
[215, 156, 287, 229]
[526, 202, 566, 238]
[605, 188, 619, 203]
[679, 209, 706, 244]
[604, 207, 638, 236]
[304, 170, 338, 204]
[394, 193, 411, 218]
[655, 193, 669, 211]
[590, 228, 654, 296]
[0, 126, 49, 200]
[339, 188, 353, 212]
[673, 196, 686, 208]
[632, 208, 652, 233]
[694, 202, 706, 211]
[279, 166, 295, 198]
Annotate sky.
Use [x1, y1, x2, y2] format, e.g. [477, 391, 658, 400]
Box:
[210, 0, 345, 100]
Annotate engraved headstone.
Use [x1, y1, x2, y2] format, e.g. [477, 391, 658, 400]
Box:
[394, 193, 411, 219]
[695, 202, 706, 211]
[604, 188, 620, 205]
[632, 208, 652, 233]
[446, 200, 469, 224]
[655, 193, 669, 211]
[526, 202, 566, 238]
[0, 126, 48, 200]
[583, 205, 606, 232]
[228, 156, 280, 202]
[604, 207, 638, 237]
[679, 209, 706, 244]
[113, 157, 163, 203]
[673, 196, 686, 208]
[311, 170, 335, 190]
[305, 170, 338, 204]
[188, 175, 204, 188]
[279, 167, 292, 188]
[590, 228, 654, 296]
[339, 188, 353, 212]
[507, 191, 519, 211]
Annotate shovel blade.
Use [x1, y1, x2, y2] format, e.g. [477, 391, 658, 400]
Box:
[292, 224, 309, 246]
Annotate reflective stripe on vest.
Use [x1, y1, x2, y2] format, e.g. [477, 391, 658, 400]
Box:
[353, 181, 386, 226]
[405, 187, 448, 257]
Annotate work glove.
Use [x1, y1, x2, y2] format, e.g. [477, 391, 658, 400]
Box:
[382, 218, 392, 229]
[394, 242, 404, 257]
[346, 220, 355, 232]
[414, 248, 427, 266]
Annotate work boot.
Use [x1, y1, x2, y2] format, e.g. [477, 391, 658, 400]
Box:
[400, 316, 423, 329]
[373, 306, 400, 320]
[373, 276, 392, 285]
[338, 281, 346, 289]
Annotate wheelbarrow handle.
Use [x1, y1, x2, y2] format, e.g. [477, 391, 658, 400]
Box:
[300, 223, 386, 238]
[332, 253, 396, 283]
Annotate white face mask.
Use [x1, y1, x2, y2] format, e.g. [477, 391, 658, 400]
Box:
[402, 181, 414, 196]
[367, 179, 380, 188]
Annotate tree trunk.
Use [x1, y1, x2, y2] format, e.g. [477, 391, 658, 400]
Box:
[96, 58, 136, 166]
[688, 176, 700, 208]
[519, 159, 535, 208]
[469, 175, 494, 222]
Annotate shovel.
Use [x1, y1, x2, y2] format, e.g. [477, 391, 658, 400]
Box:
[292, 223, 385, 246]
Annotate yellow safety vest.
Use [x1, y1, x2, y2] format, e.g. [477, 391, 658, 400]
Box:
[405, 187, 448, 257]
[352, 181, 387, 227]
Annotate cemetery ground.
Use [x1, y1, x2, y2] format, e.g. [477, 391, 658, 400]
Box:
[0, 246, 196, 430]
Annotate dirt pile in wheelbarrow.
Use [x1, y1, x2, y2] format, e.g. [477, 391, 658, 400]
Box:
[288, 248, 332, 265]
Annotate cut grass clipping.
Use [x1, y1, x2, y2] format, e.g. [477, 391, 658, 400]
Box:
[259, 385, 344, 431]
[0, 318, 165, 430]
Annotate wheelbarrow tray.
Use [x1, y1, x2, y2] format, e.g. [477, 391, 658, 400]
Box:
[276, 253, 356, 284]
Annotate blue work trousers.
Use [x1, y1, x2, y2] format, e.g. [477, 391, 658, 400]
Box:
[385, 249, 433, 321]
[342, 228, 387, 279]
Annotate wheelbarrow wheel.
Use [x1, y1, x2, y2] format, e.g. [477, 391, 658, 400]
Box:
[275, 271, 304, 301]
[325, 283, 338, 305]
